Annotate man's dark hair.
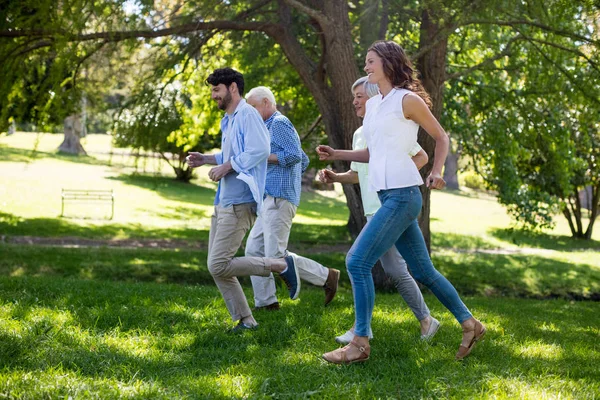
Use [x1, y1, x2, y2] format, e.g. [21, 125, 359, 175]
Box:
[206, 68, 244, 96]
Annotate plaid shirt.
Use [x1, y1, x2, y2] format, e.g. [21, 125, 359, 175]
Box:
[264, 111, 309, 206]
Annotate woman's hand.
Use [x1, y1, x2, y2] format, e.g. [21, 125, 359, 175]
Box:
[318, 169, 338, 183]
[426, 172, 446, 190]
[316, 145, 337, 161]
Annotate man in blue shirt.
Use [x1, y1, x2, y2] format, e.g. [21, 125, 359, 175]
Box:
[187, 68, 301, 332]
[244, 86, 340, 310]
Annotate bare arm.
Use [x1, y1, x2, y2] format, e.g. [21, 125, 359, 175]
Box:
[318, 169, 359, 184]
[403, 94, 449, 189]
[268, 154, 279, 164]
[316, 145, 370, 163]
[411, 149, 428, 170]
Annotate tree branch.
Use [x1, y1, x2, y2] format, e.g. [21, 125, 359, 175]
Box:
[526, 37, 600, 107]
[446, 35, 523, 80]
[282, 0, 331, 27]
[0, 20, 280, 42]
[519, 34, 600, 75]
[459, 19, 599, 46]
[300, 114, 322, 141]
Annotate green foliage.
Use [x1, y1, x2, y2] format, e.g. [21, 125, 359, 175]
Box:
[442, 0, 600, 236]
[461, 170, 486, 191]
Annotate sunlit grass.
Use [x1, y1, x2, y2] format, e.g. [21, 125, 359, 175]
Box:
[2, 132, 600, 398]
[0, 276, 598, 398]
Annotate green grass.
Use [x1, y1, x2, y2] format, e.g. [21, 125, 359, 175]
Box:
[2, 132, 600, 398]
[2, 243, 599, 300]
[1, 276, 599, 399]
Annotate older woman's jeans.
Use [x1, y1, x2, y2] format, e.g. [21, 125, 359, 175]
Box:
[346, 186, 472, 337]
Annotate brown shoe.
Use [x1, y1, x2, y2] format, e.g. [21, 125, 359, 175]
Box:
[322, 340, 370, 364]
[323, 268, 340, 306]
[456, 319, 486, 360]
[252, 302, 280, 312]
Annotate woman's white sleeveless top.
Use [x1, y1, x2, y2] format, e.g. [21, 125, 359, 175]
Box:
[362, 88, 424, 191]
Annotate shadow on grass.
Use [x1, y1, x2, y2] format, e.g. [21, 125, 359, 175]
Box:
[434, 252, 600, 300]
[0, 144, 128, 168]
[0, 210, 350, 244]
[0, 244, 213, 286]
[0, 276, 598, 398]
[490, 227, 600, 251]
[0, 211, 209, 241]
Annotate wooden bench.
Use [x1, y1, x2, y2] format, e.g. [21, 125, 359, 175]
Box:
[61, 189, 114, 220]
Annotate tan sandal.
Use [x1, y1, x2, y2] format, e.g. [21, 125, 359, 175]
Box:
[322, 340, 370, 364]
[456, 320, 486, 360]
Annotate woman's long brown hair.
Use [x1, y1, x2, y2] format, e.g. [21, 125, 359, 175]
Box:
[367, 41, 432, 109]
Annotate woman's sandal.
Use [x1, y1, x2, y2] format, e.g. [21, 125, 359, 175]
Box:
[456, 320, 486, 360]
[322, 340, 370, 364]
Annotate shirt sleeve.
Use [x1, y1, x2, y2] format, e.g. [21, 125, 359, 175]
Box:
[270, 118, 303, 168]
[214, 151, 223, 165]
[408, 142, 423, 157]
[301, 150, 309, 174]
[230, 108, 270, 173]
[350, 130, 360, 172]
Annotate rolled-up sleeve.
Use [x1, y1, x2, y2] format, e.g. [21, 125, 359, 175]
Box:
[214, 151, 224, 165]
[230, 108, 270, 173]
[271, 119, 303, 168]
[301, 151, 309, 173]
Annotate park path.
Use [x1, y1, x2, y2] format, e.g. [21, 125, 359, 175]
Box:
[1, 234, 561, 256]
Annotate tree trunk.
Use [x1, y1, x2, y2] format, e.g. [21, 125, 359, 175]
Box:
[80, 95, 88, 137]
[416, 9, 449, 253]
[584, 184, 599, 240]
[58, 115, 87, 155]
[443, 135, 460, 190]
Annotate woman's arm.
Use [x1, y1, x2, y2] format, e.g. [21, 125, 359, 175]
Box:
[403, 94, 449, 189]
[318, 169, 360, 184]
[411, 149, 428, 170]
[316, 145, 370, 163]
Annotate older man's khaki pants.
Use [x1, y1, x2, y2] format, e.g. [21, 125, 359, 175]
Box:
[208, 204, 273, 321]
[246, 195, 329, 307]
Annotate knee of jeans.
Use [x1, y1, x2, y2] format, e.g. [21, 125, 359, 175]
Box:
[410, 266, 436, 286]
[346, 253, 367, 276]
[207, 259, 228, 278]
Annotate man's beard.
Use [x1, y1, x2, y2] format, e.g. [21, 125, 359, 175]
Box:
[217, 91, 232, 110]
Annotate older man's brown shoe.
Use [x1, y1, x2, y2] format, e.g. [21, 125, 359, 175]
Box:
[323, 268, 340, 306]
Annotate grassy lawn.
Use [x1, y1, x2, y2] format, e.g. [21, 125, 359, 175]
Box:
[1, 275, 598, 399]
[1, 132, 600, 398]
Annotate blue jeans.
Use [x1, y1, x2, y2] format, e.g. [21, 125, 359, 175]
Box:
[346, 186, 472, 337]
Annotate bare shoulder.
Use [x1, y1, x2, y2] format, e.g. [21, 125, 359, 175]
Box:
[401, 91, 428, 120]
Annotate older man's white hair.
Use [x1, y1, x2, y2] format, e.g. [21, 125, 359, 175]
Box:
[246, 86, 277, 106]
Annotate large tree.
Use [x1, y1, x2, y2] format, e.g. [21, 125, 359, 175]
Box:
[2, 0, 598, 246]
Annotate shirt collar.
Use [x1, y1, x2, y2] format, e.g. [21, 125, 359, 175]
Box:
[380, 87, 399, 104]
[264, 110, 280, 125]
[223, 98, 247, 121]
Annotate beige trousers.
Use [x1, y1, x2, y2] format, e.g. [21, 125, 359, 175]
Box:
[245, 195, 329, 307]
[208, 204, 273, 321]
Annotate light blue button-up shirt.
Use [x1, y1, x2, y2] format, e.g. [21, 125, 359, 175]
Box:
[214, 99, 270, 213]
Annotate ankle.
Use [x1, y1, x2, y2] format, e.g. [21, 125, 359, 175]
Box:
[241, 316, 257, 327]
[352, 336, 370, 347]
[461, 317, 477, 331]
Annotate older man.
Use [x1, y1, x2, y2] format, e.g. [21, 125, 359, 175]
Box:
[186, 69, 301, 332]
[244, 86, 340, 310]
